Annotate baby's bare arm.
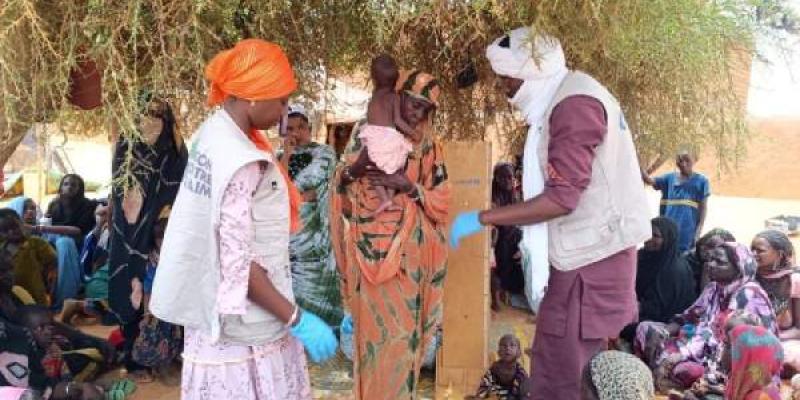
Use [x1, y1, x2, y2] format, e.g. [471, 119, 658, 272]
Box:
[393, 94, 414, 134]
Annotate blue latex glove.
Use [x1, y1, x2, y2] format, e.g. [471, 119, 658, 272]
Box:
[290, 310, 337, 363]
[341, 314, 353, 335]
[449, 210, 482, 248]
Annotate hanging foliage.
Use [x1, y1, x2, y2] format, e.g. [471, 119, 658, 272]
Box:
[0, 0, 794, 172]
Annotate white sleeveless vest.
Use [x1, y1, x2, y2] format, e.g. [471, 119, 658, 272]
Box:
[538, 71, 652, 271]
[150, 109, 294, 345]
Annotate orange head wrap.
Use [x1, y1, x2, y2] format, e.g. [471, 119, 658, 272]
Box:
[205, 39, 302, 232]
[396, 70, 440, 107]
[205, 39, 297, 106]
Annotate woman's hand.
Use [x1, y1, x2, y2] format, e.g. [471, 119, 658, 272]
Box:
[367, 171, 413, 193]
[348, 150, 377, 179]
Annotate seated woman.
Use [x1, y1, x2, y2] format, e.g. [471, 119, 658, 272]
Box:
[45, 174, 98, 249]
[636, 217, 697, 323]
[635, 241, 776, 392]
[751, 229, 800, 375]
[684, 228, 736, 294]
[7, 197, 82, 309]
[0, 209, 57, 306]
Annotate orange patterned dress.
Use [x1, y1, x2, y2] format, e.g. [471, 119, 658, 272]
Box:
[330, 122, 450, 399]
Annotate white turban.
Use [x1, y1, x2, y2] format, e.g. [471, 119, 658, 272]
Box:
[485, 26, 566, 81]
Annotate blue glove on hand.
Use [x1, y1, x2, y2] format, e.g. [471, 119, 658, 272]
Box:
[290, 310, 337, 363]
[449, 210, 483, 248]
[340, 314, 353, 335]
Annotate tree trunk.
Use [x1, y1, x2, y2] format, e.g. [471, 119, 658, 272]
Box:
[0, 111, 32, 168]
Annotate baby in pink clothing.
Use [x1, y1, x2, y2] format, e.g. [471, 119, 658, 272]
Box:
[359, 54, 414, 216]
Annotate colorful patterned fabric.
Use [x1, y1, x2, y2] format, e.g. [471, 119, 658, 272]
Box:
[474, 362, 527, 399]
[638, 243, 777, 390]
[284, 143, 342, 326]
[132, 315, 182, 368]
[330, 120, 450, 399]
[725, 325, 782, 400]
[588, 351, 654, 400]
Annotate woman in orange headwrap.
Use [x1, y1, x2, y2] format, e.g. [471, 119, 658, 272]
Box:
[149, 39, 336, 400]
[330, 70, 451, 399]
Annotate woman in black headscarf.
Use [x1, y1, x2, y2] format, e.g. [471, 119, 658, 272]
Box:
[636, 217, 697, 323]
[46, 174, 97, 247]
[108, 94, 187, 381]
[490, 163, 524, 310]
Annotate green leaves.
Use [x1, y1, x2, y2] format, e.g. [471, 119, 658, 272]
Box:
[1, 0, 789, 174]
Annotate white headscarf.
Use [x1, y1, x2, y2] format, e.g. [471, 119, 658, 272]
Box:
[486, 27, 568, 313]
[287, 103, 308, 119]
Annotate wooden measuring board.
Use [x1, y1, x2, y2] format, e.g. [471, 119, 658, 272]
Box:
[436, 141, 491, 399]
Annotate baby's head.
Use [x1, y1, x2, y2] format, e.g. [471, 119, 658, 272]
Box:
[371, 54, 399, 89]
[496, 334, 521, 364]
[15, 305, 54, 349]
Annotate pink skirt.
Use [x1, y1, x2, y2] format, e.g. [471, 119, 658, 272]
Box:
[359, 124, 412, 174]
[180, 328, 312, 400]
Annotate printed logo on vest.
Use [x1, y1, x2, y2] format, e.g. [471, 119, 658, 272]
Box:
[184, 143, 212, 198]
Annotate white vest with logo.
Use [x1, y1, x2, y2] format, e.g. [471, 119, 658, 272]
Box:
[538, 71, 651, 271]
[150, 109, 294, 345]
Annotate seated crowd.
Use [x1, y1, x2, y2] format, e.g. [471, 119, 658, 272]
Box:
[615, 218, 797, 400]
[0, 174, 180, 399]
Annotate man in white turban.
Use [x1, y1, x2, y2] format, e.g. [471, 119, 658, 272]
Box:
[450, 26, 651, 400]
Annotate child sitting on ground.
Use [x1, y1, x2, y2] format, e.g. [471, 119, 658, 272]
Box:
[465, 334, 528, 400]
[15, 305, 114, 384]
[358, 54, 414, 216]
